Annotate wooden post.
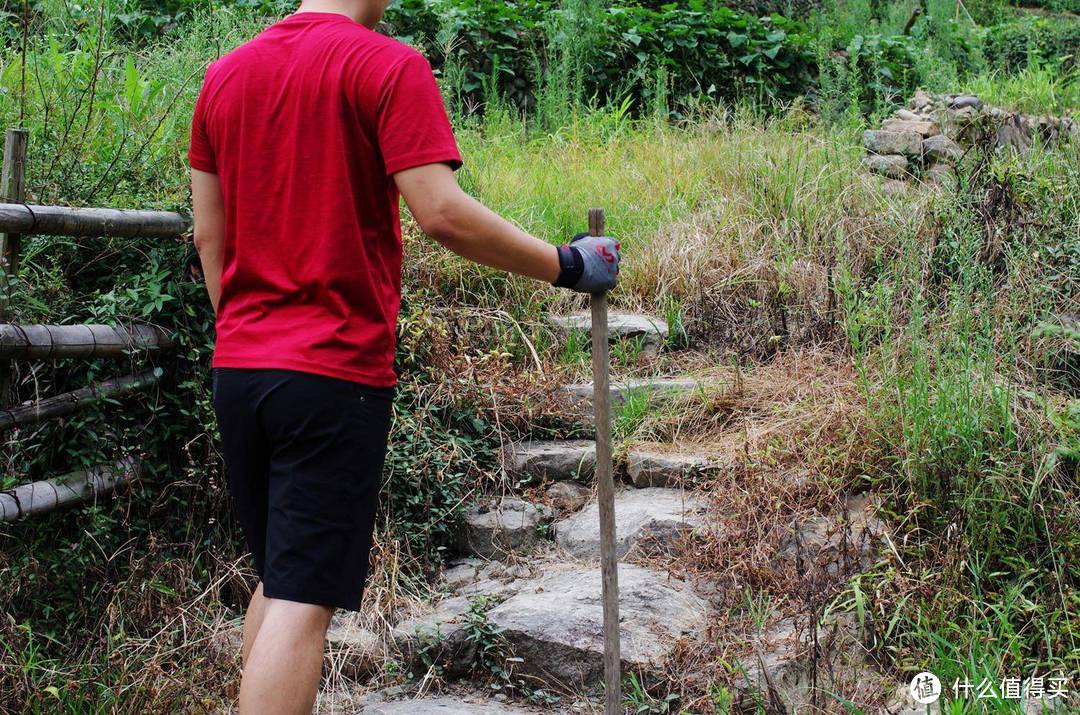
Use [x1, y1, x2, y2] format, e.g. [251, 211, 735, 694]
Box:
[0, 202, 189, 239]
[0, 128, 28, 406]
[588, 207, 622, 715]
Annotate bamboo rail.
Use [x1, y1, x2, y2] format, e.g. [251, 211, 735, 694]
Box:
[0, 202, 189, 238]
[0, 323, 173, 358]
[0, 368, 162, 431]
[0, 459, 138, 522]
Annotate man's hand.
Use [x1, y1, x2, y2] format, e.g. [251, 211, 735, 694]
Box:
[553, 232, 621, 294]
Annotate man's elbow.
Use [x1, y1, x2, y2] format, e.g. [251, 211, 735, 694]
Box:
[193, 229, 223, 255]
[416, 201, 464, 247]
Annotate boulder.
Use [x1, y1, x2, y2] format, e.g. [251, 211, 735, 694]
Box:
[555, 487, 711, 560]
[881, 118, 939, 137]
[881, 179, 910, 197]
[894, 108, 923, 122]
[485, 564, 709, 686]
[925, 162, 955, 188]
[624, 448, 733, 488]
[922, 134, 963, 163]
[392, 596, 477, 678]
[325, 614, 385, 679]
[547, 311, 668, 347]
[545, 481, 591, 512]
[861, 154, 909, 179]
[503, 440, 596, 484]
[459, 497, 553, 559]
[863, 129, 922, 157]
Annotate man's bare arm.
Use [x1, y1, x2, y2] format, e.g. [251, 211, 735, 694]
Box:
[191, 168, 226, 313]
[393, 162, 561, 283]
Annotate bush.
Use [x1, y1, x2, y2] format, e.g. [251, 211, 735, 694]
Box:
[382, 0, 818, 115]
[984, 16, 1080, 72]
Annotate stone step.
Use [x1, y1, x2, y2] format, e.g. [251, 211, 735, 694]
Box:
[324, 614, 385, 679]
[458, 497, 553, 560]
[546, 310, 669, 347]
[356, 693, 545, 714]
[625, 447, 736, 488]
[502, 439, 596, 484]
[554, 487, 712, 560]
[505, 439, 735, 487]
[394, 559, 708, 689]
[561, 376, 711, 410]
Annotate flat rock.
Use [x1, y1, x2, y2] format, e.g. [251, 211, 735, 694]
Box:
[503, 440, 595, 484]
[734, 614, 883, 712]
[863, 129, 922, 156]
[561, 377, 708, 411]
[392, 596, 477, 677]
[778, 494, 885, 576]
[325, 614, 385, 679]
[881, 118, 939, 137]
[922, 134, 963, 163]
[359, 695, 541, 714]
[459, 497, 553, 559]
[545, 481, 591, 512]
[861, 154, 909, 179]
[547, 311, 668, 347]
[624, 448, 734, 488]
[486, 564, 709, 686]
[894, 108, 923, 121]
[555, 487, 711, 560]
[951, 94, 981, 109]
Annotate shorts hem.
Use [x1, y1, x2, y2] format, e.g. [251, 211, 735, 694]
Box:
[262, 581, 363, 612]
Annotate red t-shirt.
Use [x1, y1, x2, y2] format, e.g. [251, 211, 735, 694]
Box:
[189, 12, 461, 387]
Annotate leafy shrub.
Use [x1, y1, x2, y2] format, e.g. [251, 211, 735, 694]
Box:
[984, 16, 1080, 72]
[382, 0, 818, 115]
[843, 32, 920, 113]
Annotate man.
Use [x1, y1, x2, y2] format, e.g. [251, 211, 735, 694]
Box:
[188, 0, 621, 712]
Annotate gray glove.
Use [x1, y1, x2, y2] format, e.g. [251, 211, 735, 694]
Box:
[553, 232, 621, 294]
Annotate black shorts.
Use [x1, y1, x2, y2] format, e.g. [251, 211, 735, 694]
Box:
[212, 368, 394, 611]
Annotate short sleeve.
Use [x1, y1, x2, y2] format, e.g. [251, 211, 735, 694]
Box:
[188, 71, 217, 173]
[376, 53, 462, 176]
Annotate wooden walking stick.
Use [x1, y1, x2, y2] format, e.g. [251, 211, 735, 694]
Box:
[588, 207, 622, 714]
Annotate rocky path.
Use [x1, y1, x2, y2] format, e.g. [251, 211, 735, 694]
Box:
[315, 311, 930, 714]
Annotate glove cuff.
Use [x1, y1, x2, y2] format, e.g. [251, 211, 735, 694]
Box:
[552, 244, 584, 288]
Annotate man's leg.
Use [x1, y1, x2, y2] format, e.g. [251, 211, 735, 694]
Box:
[241, 582, 267, 666]
[238, 597, 334, 715]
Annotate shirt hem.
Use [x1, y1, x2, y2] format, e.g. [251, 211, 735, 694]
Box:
[385, 151, 462, 177]
[212, 355, 397, 388]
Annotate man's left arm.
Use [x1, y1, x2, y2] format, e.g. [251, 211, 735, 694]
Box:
[191, 168, 225, 314]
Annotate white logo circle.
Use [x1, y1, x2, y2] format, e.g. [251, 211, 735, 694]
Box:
[909, 672, 942, 704]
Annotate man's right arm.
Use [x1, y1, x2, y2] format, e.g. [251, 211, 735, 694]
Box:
[394, 162, 620, 293]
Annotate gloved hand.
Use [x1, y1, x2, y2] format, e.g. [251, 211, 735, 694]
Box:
[552, 232, 621, 293]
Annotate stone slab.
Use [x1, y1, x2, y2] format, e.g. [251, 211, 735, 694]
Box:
[861, 154, 909, 179]
[625, 448, 734, 488]
[863, 129, 923, 156]
[881, 118, 939, 137]
[547, 311, 669, 346]
[503, 440, 596, 484]
[561, 377, 708, 411]
[485, 564, 709, 687]
[360, 696, 541, 714]
[555, 487, 711, 560]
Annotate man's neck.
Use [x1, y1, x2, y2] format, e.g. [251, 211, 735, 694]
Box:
[295, 0, 376, 28]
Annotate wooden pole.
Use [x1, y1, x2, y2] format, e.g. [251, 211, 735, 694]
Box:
[0, 202, 189, 239]
[0, 458, 138, 522]
[588, 207, 621, 715]
[0, 323, 174, 359]
[0, 128, 28, 407]
[0, 367, 162, 431]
